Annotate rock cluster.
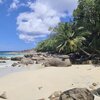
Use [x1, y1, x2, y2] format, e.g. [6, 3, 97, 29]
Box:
[0, 57, 9, 60]
[11, 57, 23, 61]
[20, 58, 34, 65]
[0, 88, 96, 100]
[59, 88, 94, 100]
[48, 88, 94, 100]
[11, 53, 72, 67]
[0, 61, 6, 63]
[43, 58, 71, 67]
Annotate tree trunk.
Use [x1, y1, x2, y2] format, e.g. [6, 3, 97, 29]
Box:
[79, 47, 91, 56]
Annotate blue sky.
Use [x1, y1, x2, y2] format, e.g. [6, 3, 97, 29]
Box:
[0, 0, 78, 51]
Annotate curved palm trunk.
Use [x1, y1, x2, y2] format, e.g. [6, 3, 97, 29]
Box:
[95, 49, 100, 54]
[79, 47, 91, 56]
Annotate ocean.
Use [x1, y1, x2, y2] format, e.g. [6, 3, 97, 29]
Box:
[0, 51, 25, 77]
[0, 51, 41, 77]
[0, 51, 24, 58]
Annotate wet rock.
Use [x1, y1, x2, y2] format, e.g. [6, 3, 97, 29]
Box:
[18, 65, 21, 67]
[0, 61, 6, 63]
[12, 63, 18, 67]
[59, 88, 94, 100]
[24, 54, 33, 58]
[0, 57, 9, 60]
[11, 57, 23, 61]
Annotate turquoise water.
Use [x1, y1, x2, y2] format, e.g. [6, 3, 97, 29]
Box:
[0, 51, 24, 76]
[0, 51, 24, 58]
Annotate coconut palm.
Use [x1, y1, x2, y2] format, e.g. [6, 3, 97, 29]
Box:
[51, 23, 91, 55]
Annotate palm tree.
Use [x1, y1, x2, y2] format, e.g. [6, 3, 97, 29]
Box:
[51, 22, 91, 55]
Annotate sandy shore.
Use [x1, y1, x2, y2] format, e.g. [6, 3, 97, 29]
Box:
[0, 64, 100, 100]
[0, 60, 43, 77]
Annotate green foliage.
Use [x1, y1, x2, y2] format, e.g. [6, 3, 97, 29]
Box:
[36, 23, 90, 54]
[36, 38, 58, 53]
[73, 0, 100, 52]
[73, 0, 96, 32]
[36, 0, 100, 55]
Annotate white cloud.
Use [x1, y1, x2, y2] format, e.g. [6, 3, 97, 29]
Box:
[9, 0, 26, 10]
[37, 0, 77, 15]
[19, 34, 35, 42]
[9, 0, 20, 10]
[17, 4, 61, 34]
[19, 33, 47, 43]
[0, 0, 3, 4]
[17, 0, 78, 42]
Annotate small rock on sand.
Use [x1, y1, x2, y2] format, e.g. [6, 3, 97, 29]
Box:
[0, 92, 7, 99]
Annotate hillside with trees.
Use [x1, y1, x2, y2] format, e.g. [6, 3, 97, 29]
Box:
[36, 0, 100, 63]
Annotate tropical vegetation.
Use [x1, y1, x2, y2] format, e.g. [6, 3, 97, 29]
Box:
[36, 0, 100, 61]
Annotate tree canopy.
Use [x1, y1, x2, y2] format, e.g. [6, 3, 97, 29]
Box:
[36, 0, 100, 56]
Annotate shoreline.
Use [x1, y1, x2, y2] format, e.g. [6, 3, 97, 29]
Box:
[0, 60, 43, 77]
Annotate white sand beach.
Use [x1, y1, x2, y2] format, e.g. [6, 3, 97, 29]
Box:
[0, 64, 100, 100]
[0, 60, 43, 77]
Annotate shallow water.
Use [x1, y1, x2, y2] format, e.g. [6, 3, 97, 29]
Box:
[0, 51, 24, 58]
[0, 52, 42, 77]
[0, 61, 42, 77]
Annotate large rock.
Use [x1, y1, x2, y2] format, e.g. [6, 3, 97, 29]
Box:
[59, 88, 94, 100]
[0, 61, 6, 63]
[20, 58, 34, 65]
[12, 63, 18, 67]
[24, 54, 33, 58]
[11, 57, 23, 61]
[43, 58, 71, 67]
[0, 57, 9, 60]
